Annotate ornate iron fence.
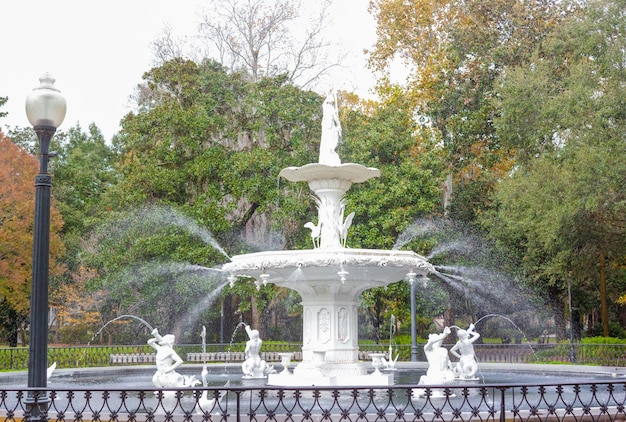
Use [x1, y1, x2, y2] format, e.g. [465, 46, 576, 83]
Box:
[3, 380, 626, 422]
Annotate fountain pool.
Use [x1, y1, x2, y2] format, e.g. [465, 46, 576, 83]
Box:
[1, 363, 622, 389]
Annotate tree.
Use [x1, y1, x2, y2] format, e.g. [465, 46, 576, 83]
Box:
[80, 59, 323, 339]
[41, 123, 119, 342]
[337, 91, 449, 336]
[0, 132, 65, 346]
[51, 123, 117, 236]
[368, 0, 567, 223]
[196, 0, 336, 87]
[340, 92, 445, 249]
[485, 0, 626, 337]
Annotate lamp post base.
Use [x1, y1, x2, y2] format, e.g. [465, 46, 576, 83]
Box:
[24, 391, 50, 422]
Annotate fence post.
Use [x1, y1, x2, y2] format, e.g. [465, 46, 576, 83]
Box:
[499, 387, 507, 422]
[236, 390, 241, 422]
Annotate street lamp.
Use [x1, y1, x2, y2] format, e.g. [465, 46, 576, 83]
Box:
[24, 73, 66, 421]
[407, 272, 429, 362]
[406, 271, 418, 362]
[567, 278, 577, 363]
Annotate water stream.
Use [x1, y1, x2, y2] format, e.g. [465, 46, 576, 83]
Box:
[76, 315, 155, 367]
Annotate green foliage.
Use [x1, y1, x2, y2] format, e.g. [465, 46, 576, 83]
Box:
[581, 336, 624, 345]
[52, 123, 117, 237]
[485, 0, 626, 336]
[0, 302, 26, 347]
[341, 96, 445, 250]
[75, 59, 326, 339]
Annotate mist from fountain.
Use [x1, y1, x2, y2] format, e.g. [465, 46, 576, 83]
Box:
[474, 313, 538, 356]
[227, 322, 248, 352]
[394, 217, 533, 320]
[81, 202, 236, 344]
[393, 218, 442, 250]
[172, 280, 229, 339]
[86, 204, 230, 260]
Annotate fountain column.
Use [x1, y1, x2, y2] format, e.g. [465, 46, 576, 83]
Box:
[308, 178, 352, 249]
[300, 296, 360, 364]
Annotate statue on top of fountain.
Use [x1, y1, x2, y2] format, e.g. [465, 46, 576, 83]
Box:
[242, 324, 274, 378]
[148, 328, 199, 388]
[450, 323, 480, 380]
[319, 89, 342, 166]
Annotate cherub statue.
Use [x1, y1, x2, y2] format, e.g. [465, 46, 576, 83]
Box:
[241, 325, 273, 378]
[450, 323, 480, 380]
[148, 328, 198, 388]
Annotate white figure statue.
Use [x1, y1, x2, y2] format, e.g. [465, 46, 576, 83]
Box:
[319, 89, 342, 165]
[148, 328, 198, 388]
[419, 326, 455, 385]
[304, 221, 321, 248]
[450, 323, 480, 380]
[241, 324, 272, 378]
[47, 362, 56, 381]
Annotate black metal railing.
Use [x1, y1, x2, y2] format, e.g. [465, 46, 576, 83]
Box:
[3, 380, 626, 421]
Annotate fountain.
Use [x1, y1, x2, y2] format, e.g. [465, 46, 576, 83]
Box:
[222, 90, 434, 386]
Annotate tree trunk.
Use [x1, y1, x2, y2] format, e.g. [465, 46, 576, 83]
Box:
[548, 285, 567, 340]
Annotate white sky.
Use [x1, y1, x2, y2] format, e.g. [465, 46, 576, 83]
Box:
[0, 0, 378, 141]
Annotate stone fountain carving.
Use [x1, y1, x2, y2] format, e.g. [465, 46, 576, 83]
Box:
[148, 328, 200, 412]
[241, 324, 274, 378]
[450, 324, 480, 380]
[319, 90, 342, 166]
[222, 90, 434, 386]
[419, 327, 455, 386]
[148, 328, 199, 388]
[413, 327, 456, 398]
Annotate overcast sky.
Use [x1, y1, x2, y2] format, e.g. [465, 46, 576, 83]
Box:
[1, 0, 378, 141]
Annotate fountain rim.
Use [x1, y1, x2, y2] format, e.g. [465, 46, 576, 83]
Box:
[278, 162, 381, 183]
[222, 248, 435, 273]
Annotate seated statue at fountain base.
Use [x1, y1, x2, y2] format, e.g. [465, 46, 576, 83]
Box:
[242, 324, 275, 378]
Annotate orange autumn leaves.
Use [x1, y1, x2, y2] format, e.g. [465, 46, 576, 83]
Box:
[0, 132, 64, 316]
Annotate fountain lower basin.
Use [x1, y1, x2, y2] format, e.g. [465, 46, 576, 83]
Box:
[223, 248, 433, 385]
[2, 363, 624, 421]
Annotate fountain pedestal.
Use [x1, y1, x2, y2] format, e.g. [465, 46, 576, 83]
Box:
[226, 247, 432, 385]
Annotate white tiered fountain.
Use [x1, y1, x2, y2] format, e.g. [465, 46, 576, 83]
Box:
[222, 91, 434, 386]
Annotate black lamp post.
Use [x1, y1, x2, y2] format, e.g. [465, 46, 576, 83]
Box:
[567, 278, 577, 363]
[407, 271, 418, 362]
[24, 73, 66, 421]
